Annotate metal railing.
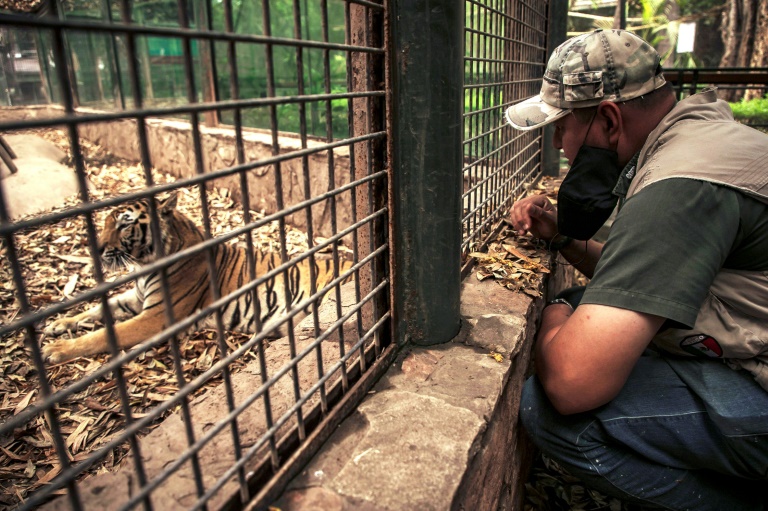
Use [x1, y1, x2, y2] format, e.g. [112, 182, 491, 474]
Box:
[666, 67, 768, 97]
[665, 67, 768, 127]
[0, 0, 390, 509]
[462, 0, 550, 262]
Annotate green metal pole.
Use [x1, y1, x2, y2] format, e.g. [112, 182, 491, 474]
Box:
[542, 0, 568, 177]
[389, 0, 463, 346]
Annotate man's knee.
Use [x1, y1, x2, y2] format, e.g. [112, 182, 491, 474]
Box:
[519, 375, 599, 454]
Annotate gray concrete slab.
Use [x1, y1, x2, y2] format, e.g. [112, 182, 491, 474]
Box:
[272, 262, 575, 510]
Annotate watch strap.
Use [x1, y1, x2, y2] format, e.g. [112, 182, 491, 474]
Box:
[548, 234, 573, 252]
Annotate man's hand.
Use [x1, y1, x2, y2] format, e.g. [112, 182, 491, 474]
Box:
[510, 194, 558, 240]
[511, 194, 603, 277]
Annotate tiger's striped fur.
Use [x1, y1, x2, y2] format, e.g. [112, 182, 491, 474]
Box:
[42, 193, 353, 364]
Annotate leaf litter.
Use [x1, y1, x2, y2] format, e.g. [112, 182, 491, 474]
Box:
[471, 176, 561, 299]
[0, 128, 340, 509]
[524, 453, 630, 511]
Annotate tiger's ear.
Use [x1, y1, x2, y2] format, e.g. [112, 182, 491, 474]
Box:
[158, 192, 179, 214]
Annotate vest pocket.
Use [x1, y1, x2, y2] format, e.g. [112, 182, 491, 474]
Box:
[652, 292, 766, 360]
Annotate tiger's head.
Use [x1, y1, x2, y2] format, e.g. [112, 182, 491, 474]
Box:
[99, 193, 178, 270]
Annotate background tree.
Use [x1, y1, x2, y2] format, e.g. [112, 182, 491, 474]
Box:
[719, 0, 768, 101]
[568, 0, 727, 67]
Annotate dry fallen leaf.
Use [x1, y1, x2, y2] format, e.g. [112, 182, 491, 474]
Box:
[62, 274, 79, 297]
[24, 459, 36, 479]
[54, 254, 92, 265]
[14, 389, 37, 416]
[502, 244, 550, 274]
[489, 351, 504, 363]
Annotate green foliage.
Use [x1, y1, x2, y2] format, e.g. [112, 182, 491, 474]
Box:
[729, 96, 768, 124]
[50, 0, 351, 138]
[208, 0, 350, 138]
[568, 0, 727, 68]
[668, 51, 699, 68]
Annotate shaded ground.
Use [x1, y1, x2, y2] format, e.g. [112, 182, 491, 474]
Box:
[524, 453, 632, 511]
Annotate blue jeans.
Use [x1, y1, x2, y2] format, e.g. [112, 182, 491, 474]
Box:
[520, 351, 768, 510]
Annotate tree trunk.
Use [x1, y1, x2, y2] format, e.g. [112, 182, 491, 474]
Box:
[719, 0, 767, 102]
[719, 0, 740, 69]
[745, 0, 768, 100]
[735, 0, 756, 71]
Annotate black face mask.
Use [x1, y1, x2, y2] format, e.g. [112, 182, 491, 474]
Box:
[557, 144, 622, 240]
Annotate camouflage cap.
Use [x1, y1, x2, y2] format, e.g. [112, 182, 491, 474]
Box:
[505, 29, 666, 131]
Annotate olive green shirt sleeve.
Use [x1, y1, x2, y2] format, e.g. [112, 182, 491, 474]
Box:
[581, 178, 768, 328]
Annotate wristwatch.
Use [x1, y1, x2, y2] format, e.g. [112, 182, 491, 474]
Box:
[547, 297, 574, 309]
[547, 234, 573, 252]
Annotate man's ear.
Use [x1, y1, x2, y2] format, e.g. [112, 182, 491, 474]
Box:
[597, 102, 623, 147]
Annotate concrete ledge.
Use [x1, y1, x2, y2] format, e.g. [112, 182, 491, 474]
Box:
[272, 260, 574, 510]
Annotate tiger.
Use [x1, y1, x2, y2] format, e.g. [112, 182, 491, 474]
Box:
[42, 192, 354, 364]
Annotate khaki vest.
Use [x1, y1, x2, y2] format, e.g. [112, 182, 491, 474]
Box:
[627, 89, 768, 390]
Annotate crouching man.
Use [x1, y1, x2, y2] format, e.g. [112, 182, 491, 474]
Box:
[507, 29, 768, 510]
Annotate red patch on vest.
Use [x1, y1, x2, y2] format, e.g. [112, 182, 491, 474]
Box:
[680, 334, 723, 358]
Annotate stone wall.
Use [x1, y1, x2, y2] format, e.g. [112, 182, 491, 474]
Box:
[1, 105, 354, 237]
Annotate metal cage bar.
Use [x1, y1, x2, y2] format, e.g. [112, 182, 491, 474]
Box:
[389, 0, 464, 347]
[0, 0, 390, 509]
[461, 0, 549, 259]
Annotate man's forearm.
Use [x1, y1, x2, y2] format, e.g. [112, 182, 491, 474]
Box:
[557, 239, 603, 278]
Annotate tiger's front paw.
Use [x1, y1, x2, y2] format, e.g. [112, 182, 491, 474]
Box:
[44, 317, 89, 337]
[42, 339, 77, 364]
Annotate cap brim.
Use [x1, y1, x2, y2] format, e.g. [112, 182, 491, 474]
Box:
[504, 95, 571, 131]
